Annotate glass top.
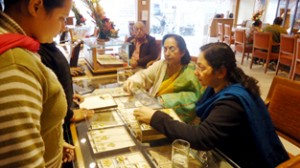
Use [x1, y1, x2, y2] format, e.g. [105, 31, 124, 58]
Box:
[83, 37, 131, 48]
[71, 82, 240, 168]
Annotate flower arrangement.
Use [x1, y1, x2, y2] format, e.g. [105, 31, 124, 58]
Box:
[101, 17, 119, 39]
[82, 0, 119, 39]
[72, 3, 86, 25]
[252, 10, 263, 22]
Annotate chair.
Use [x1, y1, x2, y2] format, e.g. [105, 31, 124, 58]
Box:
[65, 16, 74, 26]
[291, 39, 300, 80]
[276, 155, 300, 168]
[155, 40, 162, 60]
[69, 39, 84, 67]
[250, 32, 279, 73]
[191, 56, 198, 63]
[265, 76, 300, 159]
[223, 24, 234, 46]
[234, 29, 252, 65]
[217, 23, 224, 42]
[209, 18, 233, 37]
[146, 40, 162, 67]
[276, 34, 297, 78]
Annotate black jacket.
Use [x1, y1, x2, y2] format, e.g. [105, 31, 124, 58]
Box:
[38, 43, 74, 126]
[126, 34, 158, 67]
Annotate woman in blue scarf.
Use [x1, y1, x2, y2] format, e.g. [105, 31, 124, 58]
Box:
[134, 42, 289, 167]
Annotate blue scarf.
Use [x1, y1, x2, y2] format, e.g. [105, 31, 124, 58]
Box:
[196, 84, 289, 167]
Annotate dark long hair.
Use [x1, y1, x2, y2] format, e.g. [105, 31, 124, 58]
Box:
[200, 42, 260, 97]
[273, 17, 283, 25]
[4, 0, 65, 14]
[162, 34, 191, 65]
[252, 19, 262, 27]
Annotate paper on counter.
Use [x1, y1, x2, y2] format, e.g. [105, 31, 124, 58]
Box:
[80, 94, 117, 110]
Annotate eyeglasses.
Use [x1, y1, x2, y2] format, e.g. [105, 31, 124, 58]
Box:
[163, 46, 178, 53]
[195, 63, 205, 71]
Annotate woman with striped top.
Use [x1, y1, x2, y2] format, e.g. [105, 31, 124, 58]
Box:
[0, 0, 72, 167]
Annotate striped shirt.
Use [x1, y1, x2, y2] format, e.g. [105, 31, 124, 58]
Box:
[0, 12, 67, 167]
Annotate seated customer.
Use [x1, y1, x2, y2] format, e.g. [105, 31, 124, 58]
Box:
[263, 17, 287, 53]
[247, 19, 263, 64]
[124, 34, 203, 123]
[126, 21, 158, 68]
[246, 19, 263, 44]
[133, 42, 289, 168]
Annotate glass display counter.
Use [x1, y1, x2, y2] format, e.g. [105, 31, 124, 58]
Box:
[70, 84, 240, 168]
[83, 38, 131, 74]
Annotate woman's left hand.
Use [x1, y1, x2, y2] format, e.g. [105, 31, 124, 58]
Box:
[133, 106, 156, 124]
[73, 94, 84, 105]
[62, 142, 75, 163]
[72, 108, 95, 122]
[130, 59, 138, 68]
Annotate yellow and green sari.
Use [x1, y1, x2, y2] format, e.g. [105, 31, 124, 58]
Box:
[157, 63, 205, 123]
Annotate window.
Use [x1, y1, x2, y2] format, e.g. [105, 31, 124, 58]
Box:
[150, 0, 235, 56]
[73, 0, 137, 40]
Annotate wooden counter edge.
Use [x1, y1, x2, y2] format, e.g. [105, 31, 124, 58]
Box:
[70, 123, 85, 168]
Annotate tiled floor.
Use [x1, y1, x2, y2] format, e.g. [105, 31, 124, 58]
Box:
[234, 51, 289, 100]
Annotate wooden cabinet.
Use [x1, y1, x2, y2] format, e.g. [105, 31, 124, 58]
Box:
[210, 18, 234, 37]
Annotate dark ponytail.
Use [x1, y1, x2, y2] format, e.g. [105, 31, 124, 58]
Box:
[200, 42, 260, 97]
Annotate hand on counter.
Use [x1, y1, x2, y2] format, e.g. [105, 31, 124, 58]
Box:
[123, 80, 144, 95]
[133, 106, 156, 125]
[72, 108, 94, 122]
[73, 93, 84, 105]
[130, 59, 138, 68]
[70, 66, 85, 77]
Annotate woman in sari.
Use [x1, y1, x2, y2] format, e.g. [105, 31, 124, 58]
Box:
[133, 42, 289, 168]
[123, 34, 203, 123]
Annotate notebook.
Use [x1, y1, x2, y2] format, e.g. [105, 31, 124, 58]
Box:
[80, 94, 117, 110]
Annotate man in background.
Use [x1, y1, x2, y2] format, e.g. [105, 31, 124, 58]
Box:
[263, 17, 287, 53]
[126, 21, 158, 68]
[263, 17, 287, 70]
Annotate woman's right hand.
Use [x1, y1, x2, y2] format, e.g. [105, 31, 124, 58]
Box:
[123, 80, 138, 94]
[123, 80, 132, 93]
[133, 106, 156, 124]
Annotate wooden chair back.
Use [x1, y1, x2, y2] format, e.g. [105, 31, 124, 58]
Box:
[291, 39, 300, 80]
[191, 56, 198, 63]
[251, 32, 279, 73]
[267, 76, 300, 167]
[217, 23, 224, 42]
[276, 34, 297, 78]
[156, 40, 162, 60]
[276, 155, 300, 168]
[265, 76, 300, 149]
[65, 16, 74, 26]
[224, 24, 234, 46]
[70, 39, 84, 67]
[234, 29, 252, 65]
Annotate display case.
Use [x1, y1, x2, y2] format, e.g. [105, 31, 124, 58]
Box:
[83, 38, 131, 74]
[70, 85, 240, 168]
